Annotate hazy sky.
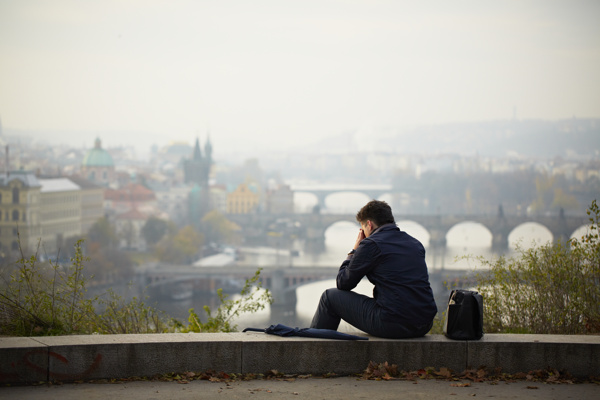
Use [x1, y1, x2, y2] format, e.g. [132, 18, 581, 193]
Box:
[1, 0, 599, 156]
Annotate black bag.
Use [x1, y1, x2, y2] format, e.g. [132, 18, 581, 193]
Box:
[443, 289, 483, 340]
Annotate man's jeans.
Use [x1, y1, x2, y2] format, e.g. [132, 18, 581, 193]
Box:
[310, 288, 432, 339]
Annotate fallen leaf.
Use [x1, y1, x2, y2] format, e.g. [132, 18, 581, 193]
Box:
[218, 372, 231, 380]
[450, 382, 471, 387]
[435, 367, 452, 378]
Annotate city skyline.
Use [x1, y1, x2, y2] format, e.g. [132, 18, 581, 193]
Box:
[1, 1, 599, 158]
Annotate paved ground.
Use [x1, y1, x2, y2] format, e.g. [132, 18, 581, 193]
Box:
[1, 377, 598, 400]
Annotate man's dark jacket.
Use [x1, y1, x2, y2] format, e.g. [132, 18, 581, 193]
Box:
[337, 223, 437, 326]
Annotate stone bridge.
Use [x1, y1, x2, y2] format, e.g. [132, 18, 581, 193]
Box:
[138, 264, 477, 317]
[228, 210, 589, 251]
[289, 183, 392, 210]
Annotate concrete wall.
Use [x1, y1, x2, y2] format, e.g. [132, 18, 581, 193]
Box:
[1, 333, 598, 384]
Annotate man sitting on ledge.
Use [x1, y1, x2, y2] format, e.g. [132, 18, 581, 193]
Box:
[310, 200, 437, 338]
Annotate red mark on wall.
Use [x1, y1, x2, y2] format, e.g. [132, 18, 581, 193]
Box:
[1, 349, 103, 382]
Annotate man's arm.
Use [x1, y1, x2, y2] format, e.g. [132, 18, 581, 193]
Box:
[336, 239, 379, 291]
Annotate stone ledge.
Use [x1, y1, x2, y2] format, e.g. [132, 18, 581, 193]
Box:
[1, 333, 598, 384]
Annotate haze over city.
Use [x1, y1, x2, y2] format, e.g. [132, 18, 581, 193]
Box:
[2, 0, 600, 347]
[1, 0, 599, 159]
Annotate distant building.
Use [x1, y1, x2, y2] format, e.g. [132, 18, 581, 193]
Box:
[150, 182, 191, 226]
[210, 184, 228, 214]
[115, 207, 147, 251]
[0, 170, 42, 255]
[184, 137, 213, 221]
[81, 138, 116, 187]
[104, 183, 158, 216]
[188, 184, 204, 225]
[154, 141, 193, 168]
[104, 183, 161, 250]
[38, 178, 82, 253]
[266, 184, 294, 214]
[68, 175, 105, 234]
[184, 137, 213, 188]
[0, 172, 105, 256]
[227, 183, 259, 214]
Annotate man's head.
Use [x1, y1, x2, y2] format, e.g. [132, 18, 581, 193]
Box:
[355, 200, 395, 237]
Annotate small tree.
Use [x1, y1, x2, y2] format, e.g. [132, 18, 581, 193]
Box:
[142, 217, 170, 247]
[87, 217, 117, 249]
[155, 225, 204, 264]
[472, 200, 600, 334]
[201, 210, 240, 245]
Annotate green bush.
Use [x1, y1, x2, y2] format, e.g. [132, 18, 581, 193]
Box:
[0, 239, 98, 336]
[472, 200, 600, 334]
[93, 290, 173, 334]
[0, 238, 272, 336]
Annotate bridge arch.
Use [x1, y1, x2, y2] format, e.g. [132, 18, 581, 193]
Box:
[378, 193, 394, 204]
[508, 222, 554, 248]
[397, 220, 430, 247]
[228, 213, 589, 252]
[318, 215, 361, 230]
[446, 221, 493, 248]
[295, 278, 374, 319]
[324, 220, 360, 236]
[293, 192, 319, 213]
[289, 184, 393, 213]
[323, 220, 360, 254]
[571, 224, 592, 241]
[323, 191, 371, 214]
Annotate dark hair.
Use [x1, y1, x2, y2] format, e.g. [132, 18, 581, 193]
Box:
[355, 200, 395, 227]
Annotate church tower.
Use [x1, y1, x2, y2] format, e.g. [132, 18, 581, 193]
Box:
[81, 138, 116, 187]
[203, 135, 213, 185]
[184, 136, 212, 188]
[184, 136, 213, 223]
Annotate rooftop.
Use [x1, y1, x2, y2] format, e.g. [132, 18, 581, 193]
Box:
[39, 178, 80, 193]
[0, 170, 41, 188]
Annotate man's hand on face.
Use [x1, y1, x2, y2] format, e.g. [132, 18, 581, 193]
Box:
[354, 228, 366, 250]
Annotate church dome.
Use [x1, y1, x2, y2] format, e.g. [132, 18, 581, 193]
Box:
[82, 138, 114, 167]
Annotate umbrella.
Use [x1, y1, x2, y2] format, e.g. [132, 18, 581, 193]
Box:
[243, 324, 369, 340]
